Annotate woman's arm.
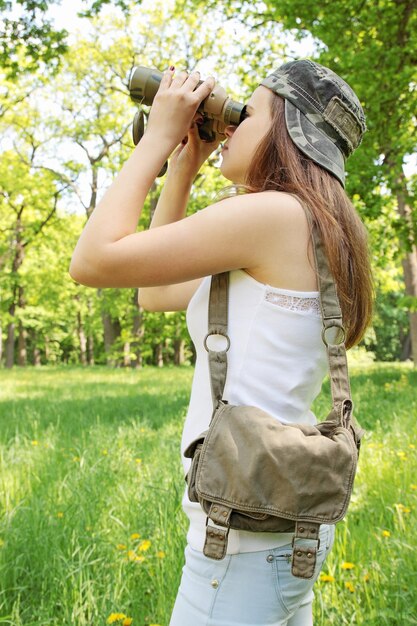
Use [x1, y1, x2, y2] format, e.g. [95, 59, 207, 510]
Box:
[69, 69, 305, 290]
[69, 69, 215, 286]
[138, 114, 219, 311]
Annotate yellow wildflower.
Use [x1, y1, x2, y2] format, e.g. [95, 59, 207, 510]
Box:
[122, 619, 133, 626]
[31, 440, 38, 446]
[127, 550, 137, 561]
[102, 449, 108, 455]
[57, 512, 64, 518]
[107, 614, 127, 624]
[73, 456, 80, 462]
[345, 581, 355, 593]
[382, 530, 391, 538]
[363, 573, 370, 582]
[116, 544, 127, 551]
[397, 451, 407, 460]
[411, 485, 417, 490]
[409, 444, 415, 449]
[135, 458, 142, 464]
[395, 503, 411, 513]
[130, 533, 141, 540]
[320, 573, 335, 582]
[134, 555, 145, 563]
[156, 551, 166, 559]
[138, 540, 151, 552]
[341, 562, 355, 570]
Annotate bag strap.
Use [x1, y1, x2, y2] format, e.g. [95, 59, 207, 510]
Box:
[204, 204, 353, 426]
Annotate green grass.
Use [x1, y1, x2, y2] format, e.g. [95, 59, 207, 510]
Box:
[0, 363, 416, 625]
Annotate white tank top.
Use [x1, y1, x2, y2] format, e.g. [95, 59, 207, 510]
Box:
[180, 268, 328, 553]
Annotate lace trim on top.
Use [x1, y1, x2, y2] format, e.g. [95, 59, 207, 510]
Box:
[265, 291, 321, 316]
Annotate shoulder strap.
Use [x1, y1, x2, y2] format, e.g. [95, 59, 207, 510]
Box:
[204, 201, 353, 426]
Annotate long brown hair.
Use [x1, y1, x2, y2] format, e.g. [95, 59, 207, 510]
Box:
[245, 92, 373, 349]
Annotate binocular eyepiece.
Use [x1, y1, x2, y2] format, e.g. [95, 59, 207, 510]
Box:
[128, 66, 246, 175]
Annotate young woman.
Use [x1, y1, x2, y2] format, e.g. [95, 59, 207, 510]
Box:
[70, 60, 373, 626]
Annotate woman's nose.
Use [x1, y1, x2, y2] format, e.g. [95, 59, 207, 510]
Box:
[224, 124, 236, 138]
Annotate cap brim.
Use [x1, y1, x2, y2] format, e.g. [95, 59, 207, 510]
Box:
[285, 101, 346, 187]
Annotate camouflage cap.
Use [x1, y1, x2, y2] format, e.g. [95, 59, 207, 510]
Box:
[260, 59, 367, 187]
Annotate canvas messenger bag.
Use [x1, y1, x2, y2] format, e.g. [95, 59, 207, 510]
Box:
[183, 208, 364, 580]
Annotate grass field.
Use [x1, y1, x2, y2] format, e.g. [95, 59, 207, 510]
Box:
[0, 363, 416, 625]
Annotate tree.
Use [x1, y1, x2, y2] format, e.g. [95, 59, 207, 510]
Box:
[0, 150, 62, 367]
[191, 0, 417, 364]
[0, 0, 130, 76]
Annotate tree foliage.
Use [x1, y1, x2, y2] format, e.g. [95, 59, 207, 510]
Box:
[0, 0, 415, 366]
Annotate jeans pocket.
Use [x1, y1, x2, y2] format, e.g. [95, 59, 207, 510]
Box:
[272, 527, 331, 616]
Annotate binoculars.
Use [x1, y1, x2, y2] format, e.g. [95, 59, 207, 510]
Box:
[128, 66, 246, 175]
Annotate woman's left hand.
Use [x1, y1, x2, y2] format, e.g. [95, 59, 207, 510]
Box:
[167, 112, 222, 178]
[144, 68, 216, 150]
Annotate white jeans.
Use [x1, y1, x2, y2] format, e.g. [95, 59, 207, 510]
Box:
[169, 524, 335, 626]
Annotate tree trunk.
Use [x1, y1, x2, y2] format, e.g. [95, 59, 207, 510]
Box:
[401, 253, 417, 365]
[97, 288, 121, 367]
[400, 332, 411, 362]
[155, 343, 164, 367]
[87, 297, 94, 365]
[123, 341, 131, 367]
[33, 345, 41, 366]
[174, 338, 185, 365]
[394, 167, 417, 366]
[77, 310, 87, 365]
[6, 216, 25, 369]
[87, 334, 94, 365]
[44, 334, 50, 362]
[17, 323, 27, 366]
[5, 314, 15, 369]
[131, 289, 143, 368]
[17, 286, 27, 366]
[74, 291, 87, 365]
[102, 312, 121, 366]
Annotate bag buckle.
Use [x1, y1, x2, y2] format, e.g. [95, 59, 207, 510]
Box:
[203, 521, 229, 560]
[291, 522, 321, 579]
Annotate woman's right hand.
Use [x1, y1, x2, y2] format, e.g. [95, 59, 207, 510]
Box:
[167, 114, 222, 179]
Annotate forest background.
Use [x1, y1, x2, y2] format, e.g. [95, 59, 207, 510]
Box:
[1, 0, 416, 370]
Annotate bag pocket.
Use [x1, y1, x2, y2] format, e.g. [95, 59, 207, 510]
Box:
[185, 443, 203, 503]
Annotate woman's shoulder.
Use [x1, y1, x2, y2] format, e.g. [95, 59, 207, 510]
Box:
[200, 191, 310, 249]
[202, 189, 308, 228]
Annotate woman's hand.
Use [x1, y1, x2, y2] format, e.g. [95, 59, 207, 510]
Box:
[167, 113, 221, 178]
[144, 68, 216, 152]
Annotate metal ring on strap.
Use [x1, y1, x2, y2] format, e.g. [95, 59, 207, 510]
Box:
[203, 331, 231, 353]
[321, 324, 346, 347]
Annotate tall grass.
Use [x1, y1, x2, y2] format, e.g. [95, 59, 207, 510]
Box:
[0, 364, 416, 625]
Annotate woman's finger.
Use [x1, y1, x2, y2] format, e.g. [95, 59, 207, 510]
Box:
[181, 70, 201, 91]
[171, 69, 189, 87]
[158, 68, 174, 92]
[192, 76, 216, 102]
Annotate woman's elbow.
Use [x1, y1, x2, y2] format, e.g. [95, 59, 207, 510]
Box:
[138, 288, 164, 312]
[69, 257, 101, 287]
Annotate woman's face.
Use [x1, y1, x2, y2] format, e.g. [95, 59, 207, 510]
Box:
[219, 86, 272, 184]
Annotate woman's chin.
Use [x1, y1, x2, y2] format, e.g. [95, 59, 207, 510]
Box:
[219, 162, 240, 184]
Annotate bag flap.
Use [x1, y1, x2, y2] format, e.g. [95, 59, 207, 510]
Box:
[196, 404, 358, 524]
